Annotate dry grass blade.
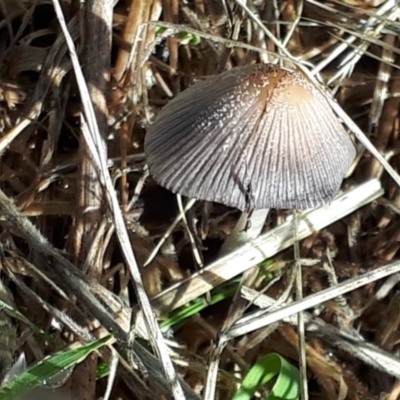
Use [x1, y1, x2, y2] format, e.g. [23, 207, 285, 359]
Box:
[150, 179, 383, 314]
[51, 1, 185, 399]
[225, 259, 400, 340]
[241, 286, 400, 379]
[369, 34, 396, 128]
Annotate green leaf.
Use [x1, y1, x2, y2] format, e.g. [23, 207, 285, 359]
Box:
[0, 299, 53, 343]
[0, 335, 113, 399]
[176, 32, 201, 45]
[233, 353, 300, 400]
[96, 360, 111, 380]
[160, 281, 238, 330]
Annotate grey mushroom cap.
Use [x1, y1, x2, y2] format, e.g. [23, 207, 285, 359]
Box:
[144, 64, 356, 211]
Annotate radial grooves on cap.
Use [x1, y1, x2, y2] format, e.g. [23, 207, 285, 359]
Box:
[145, 64, 356, 210]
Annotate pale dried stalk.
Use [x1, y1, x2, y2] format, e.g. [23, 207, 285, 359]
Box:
[224, 259, 400, 340]
[51, 1, 185, 399]
[150, 179, 383, 316]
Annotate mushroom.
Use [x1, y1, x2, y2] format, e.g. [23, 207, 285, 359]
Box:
[144, 64, 356, 211]
[145, 64, 357, 400]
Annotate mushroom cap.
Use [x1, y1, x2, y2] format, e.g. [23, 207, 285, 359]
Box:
[144, 64, 356, 211]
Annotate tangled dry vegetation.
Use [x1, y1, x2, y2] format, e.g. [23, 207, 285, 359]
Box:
[0, 0, 400, 399]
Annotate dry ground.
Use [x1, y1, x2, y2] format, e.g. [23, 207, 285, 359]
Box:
[0, 0, 400, 399]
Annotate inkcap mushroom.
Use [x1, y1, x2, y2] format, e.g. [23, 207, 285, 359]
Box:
[144, 64, 356, 211]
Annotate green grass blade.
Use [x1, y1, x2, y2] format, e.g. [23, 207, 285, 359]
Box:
[0, 335, 113, 399]
[0, 299, 53, 343]
[233, 353, 300, 400]
[160, 281, 238, 330]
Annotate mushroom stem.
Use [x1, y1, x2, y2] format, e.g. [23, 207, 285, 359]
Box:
[219, 209, 270, 256]
[218, 209, 270, 329]
[207, 210, 269, 394]
[204, 210, 270, 400]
